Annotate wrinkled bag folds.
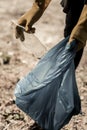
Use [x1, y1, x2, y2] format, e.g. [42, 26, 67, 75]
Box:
[15, 37, 81, 130]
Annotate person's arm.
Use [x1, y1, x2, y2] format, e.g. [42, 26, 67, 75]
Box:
[69, 4, 87, 51]
[15, 0, 51, 41]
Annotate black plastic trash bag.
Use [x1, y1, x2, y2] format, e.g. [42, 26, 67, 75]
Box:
[15, 37, 81, 130]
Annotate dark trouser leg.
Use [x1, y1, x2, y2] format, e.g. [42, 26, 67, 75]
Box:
[64, 11, 84, 69]
[74, 49, 84, 69]
[64, 2, 84, 69]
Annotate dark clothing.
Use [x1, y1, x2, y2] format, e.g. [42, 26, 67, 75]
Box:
[84, 0, 87, 4]
[61, 0, 86, 14]
[61, 0, 85, 69]
[64, 0, 84, 37]
[74, 49, 84, 69]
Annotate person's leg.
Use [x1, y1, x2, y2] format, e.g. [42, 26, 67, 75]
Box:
[74, 49, 84, 69]
[64, 0, 84, 69]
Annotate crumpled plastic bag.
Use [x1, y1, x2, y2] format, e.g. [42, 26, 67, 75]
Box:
[15, 37, 81, 130]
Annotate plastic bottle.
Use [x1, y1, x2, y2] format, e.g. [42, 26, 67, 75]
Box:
[11, 20, 47, 58]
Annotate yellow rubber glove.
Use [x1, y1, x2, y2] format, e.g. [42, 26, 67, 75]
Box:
[15, 0, 51, 41]
[69, 4, 87, 51]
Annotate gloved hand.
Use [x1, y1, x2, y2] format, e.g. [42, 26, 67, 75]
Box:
[15, 0, 51, 41]
[69, 4, 87, 51]
[15, 2, 40, 41]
